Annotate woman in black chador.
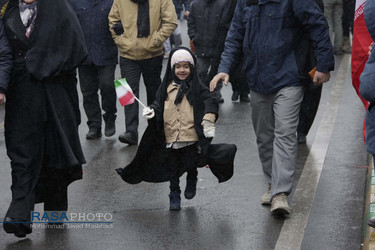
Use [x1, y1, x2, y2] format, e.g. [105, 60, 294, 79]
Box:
[116, 47, 237, 210]
[2, 0, 87, 237]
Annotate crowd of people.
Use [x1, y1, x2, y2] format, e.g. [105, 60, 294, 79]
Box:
[0, 0, 372, 239]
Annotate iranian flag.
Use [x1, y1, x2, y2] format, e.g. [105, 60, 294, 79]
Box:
[115, 78, 135, 106]
[352, 0, 372, 109]
[352, 0, 373, 138]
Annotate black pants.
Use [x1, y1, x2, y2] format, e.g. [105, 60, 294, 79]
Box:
[78, 64, 117, 129]
[119, 56, 163, 135]
[5, 127, 68, 221]
[167, 144, 199, 194]
[230, 61, 249, 95]
[297, 82, 323, 136]
[342, 0, 355, 36]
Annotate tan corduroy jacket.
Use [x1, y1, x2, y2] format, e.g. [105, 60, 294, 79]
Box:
[164, 83, 216, 143]
[108, 0, 177, 61]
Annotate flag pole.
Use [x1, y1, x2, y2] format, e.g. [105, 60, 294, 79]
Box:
[118, 80, 147, 108]
[131, 93, 147, 109]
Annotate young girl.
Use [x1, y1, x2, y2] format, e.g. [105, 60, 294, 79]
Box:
[116, 47, 236, 210]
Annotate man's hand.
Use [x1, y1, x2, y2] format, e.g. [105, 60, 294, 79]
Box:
[313, 71, 330, 85]
[0, 93, 4, 106]
[210, 72, 229, 92]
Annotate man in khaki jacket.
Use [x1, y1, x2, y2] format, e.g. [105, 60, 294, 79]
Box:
[109, 0, 177, 145]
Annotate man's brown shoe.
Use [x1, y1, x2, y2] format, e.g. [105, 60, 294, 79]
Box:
[270, 193, 291, 216]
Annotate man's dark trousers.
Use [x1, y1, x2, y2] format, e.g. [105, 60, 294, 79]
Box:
[119, 55, 163, 136]
[78, 64, 117, 129]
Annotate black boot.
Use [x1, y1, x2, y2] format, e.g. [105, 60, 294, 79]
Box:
[86, 127, 102, 139]
[104, 114, 116, 137]
[118, 132, 138, 145]
[240, 94, 250, 102]
[231, 91, 239, 101]
[169, 192, 181, 211]
[3, 217, 32, 238]
[184, 178, 197, 199]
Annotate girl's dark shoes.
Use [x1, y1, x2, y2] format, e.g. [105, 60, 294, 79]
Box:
[169, 192, 181, 211]
[184, 178, 197, 199]
[3, 217, 32, 238]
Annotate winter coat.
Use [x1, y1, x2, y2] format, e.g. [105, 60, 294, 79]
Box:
[359, 0, 375, 154]
[187, 0, 234, 58]
[0, 18, 12, 94]
[218, 0, 334, 94]
[116, 47, 237, 184]
[108, 0, 177, 61]
[3, 0, 87, 176]
[71, 0, 118, 66]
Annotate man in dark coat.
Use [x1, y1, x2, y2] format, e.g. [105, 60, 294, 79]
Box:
[0, 18, 12, 106]
[187, 0, 236, 102]
[71, 0, 118, 140]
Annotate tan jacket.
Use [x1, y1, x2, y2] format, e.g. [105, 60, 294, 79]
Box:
[108, 0, 177, 61]
[164, 83, 215, 143]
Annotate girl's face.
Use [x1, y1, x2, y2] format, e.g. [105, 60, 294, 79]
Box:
[23, 0, 37, 3]
[174, 61, 191, 81]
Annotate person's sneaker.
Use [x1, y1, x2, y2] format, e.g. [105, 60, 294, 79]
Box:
[231, 91, 239, 101]
[169, 192, 181, 211]
[261, 183, 272, 205]
[86, 127, 102, 139]
[184, 178, 197, 199]
[118, 132, 138, 145]
[240, 94, 250, 102]
[297, 133, 307, 144]
[104, 115, 116, 137]
[368, 217, 375, 228]
[270, 193, 291, 216]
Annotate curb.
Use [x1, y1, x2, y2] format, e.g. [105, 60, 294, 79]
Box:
[364, 155, 375, 249]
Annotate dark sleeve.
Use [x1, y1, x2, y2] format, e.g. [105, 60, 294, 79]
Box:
[360, 51, 375, 103]
[182, 0, 191, 12]
[149, 83, 165, 122]
[0, 19, 12, 93]
[187, 1, 196, 40]
[217, 0, 245, 74]
[293, 0, 334, 73]
[199, 81, 219, 119]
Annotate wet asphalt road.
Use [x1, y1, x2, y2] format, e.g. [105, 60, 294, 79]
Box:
[0, 19, 369, 250]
